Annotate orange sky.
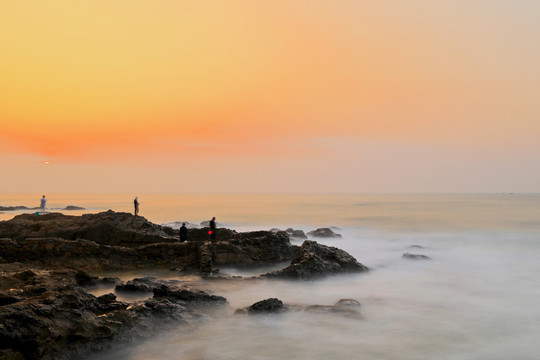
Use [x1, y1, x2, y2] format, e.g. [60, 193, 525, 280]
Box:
[1, 1, 539, 193]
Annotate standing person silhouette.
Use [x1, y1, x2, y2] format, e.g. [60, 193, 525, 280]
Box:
[209, 217, 216, 242]
[134, 196, 139, 216]
[179, 223, 188, 242]
[40, 195, 47, 215]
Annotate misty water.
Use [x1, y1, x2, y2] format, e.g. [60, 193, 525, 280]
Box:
[2, 193, 540, 359]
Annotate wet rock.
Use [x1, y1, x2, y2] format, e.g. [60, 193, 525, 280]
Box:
[262, 240, 369, 280]
[115, 277, 181, 293]
[153, 285, 227, 306]
[237, 298, 362, 317]
[307, 228, 342, 238]
[248, 298, 286, 314]
[402, 253, 431, 260]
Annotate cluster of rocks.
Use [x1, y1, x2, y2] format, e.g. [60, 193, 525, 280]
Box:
[0, 210, 370, 359]
[270, 227, 342, 239]
[0, 267, 225, 360]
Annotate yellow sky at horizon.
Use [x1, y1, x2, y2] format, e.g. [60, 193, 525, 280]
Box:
[1, 1, 539, 192]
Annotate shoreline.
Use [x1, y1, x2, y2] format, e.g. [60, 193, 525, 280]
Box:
[0, 211, 367, 359]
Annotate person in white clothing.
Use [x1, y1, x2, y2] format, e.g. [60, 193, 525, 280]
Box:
[40, 195, 47, 214]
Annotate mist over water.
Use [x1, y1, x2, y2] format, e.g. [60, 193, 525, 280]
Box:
[3, 194, 540, 359]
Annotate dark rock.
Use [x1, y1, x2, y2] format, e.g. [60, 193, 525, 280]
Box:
[0, 291, 22, 306]
[75, 270, 99, 286]
[307, 228, 342, 238]
[263, 240, 369, 280]
[237, 298, 362, 317]
[0, 268, 215, 360]
[270, 228, 307, 239]
[97, 293, 117, 303]
[248, 298, 286, 314]
[63, 206, 85, 211]
[285, 228, 307, 239]
[0, 206, 30, 211]
[153, 285, 227, 306]
[12, 270, 37, 281]
[402, 253, 431, 260]
[115, 277, 180, 293]
[0, 210, 178, 247]
[211, 231, 298, 265]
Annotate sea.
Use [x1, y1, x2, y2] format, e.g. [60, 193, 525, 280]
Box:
[2, 193, 540, 360]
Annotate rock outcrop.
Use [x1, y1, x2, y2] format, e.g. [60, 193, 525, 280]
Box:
[270, 228, 307, 239]
[307, 228, 342, 238]
[0, 211, 178, 247]
[0, 268, 225, 360]
[236, 298, 362, 317]
[262, 240, 368, 280]
[211, 231, 298, 266]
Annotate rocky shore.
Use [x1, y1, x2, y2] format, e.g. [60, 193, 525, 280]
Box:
[0, 211, 368, 359]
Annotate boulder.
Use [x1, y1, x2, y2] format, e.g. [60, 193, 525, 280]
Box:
[285, 228, 308, 239]
[262, 240, 368, 280]
[307, 228, 342, 238]
[248, 298, 286, 314]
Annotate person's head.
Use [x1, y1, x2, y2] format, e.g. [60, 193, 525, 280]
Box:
[135, 196, 138, 200]
[212, 217, 215, 220]
[182, 223, 186, 226]
[42, 195, 45, 198]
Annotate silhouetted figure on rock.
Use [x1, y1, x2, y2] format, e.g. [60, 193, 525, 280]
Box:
[209, 217, 216, 242]
[134, 196, 139, 216]
[179, 223, 188, 242]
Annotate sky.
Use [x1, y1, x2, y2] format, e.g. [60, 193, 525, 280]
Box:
[1, 0, 539, 193]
